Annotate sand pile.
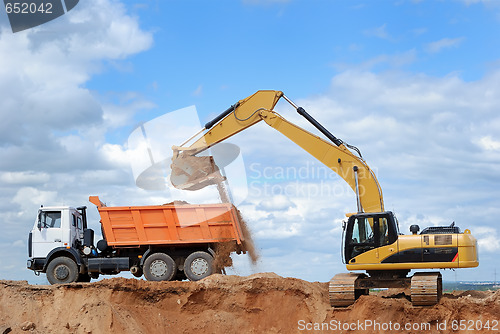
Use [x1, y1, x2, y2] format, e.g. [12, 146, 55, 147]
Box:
[0, 276, 499, 334]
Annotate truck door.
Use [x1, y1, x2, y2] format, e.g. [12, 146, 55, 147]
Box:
[69, 212, 83, 248]
[32, 210, 64, 258]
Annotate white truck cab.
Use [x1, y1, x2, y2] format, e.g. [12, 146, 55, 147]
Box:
[30, 207, 83, 258]
[27, 205, 92, 283]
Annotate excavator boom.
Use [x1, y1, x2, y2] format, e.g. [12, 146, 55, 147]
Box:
[171, 90, 384, 213]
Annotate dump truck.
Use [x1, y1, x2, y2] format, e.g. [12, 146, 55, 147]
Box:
[27, 196, 246, 284]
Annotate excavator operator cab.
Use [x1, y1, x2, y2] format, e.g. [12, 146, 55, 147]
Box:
[344, 211, 398, 263]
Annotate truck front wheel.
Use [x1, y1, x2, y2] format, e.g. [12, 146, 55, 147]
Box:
[46, 257, 79, 284]
[184, 251, 213, 281]
[143, 253, 176, 281]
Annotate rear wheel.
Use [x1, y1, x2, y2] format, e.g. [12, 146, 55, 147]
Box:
[143, 253, 176, 281]
[46, 257, 79, 284]
[184, 251, 213, 281]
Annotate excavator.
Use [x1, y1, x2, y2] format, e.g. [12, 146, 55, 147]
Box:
[169, 90, 478, 306]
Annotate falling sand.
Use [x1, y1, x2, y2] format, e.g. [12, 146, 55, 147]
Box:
[169, 153, 259, 269]
[214, 175, 259, 265]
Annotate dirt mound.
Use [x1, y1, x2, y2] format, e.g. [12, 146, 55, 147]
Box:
[0, 276, 499, 334]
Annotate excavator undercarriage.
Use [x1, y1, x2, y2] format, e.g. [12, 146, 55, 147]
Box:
[329, 271, 442, 307]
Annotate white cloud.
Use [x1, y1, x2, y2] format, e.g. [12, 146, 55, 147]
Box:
[192, 85, 203, 97]
[364, 24, 391, 40]
[0, 171, 50, 185]
[474, 226, 500, 252]
[13, 187, 58, 210]
[242, 0, 291, 4]
[0, 1, 154, 283]
[1, 0, 498, 283]
[477, 136, 500, 151]
[257, 195, 296, 211]
[333, 49, 417, 71]
[412, 27, 428, 36]
[461, 0, 497, 5]
[0, 0, 153, 157]
[228, 68, 500, 269]
[425, 37, 465, 53]
[12, 240, 25, 248]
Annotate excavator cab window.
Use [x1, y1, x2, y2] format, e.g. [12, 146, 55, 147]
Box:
[351, 217, 374, 245]
[347, 217, 376, 260]
[379, 218, 390, 246]
[344, 212, 398, 263]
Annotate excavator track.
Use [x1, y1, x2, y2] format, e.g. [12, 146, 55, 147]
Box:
[329, 273, 368, 307]
[411, 272, 442, 306]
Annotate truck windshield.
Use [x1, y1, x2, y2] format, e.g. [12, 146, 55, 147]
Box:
[39, 211, 61, 228]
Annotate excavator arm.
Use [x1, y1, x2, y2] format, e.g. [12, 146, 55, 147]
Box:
[171, 90, 384, 213]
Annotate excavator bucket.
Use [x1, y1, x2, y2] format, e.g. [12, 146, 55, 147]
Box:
[170, 153, 224, 191]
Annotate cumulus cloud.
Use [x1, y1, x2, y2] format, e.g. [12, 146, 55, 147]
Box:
[425, 37, 465, 53]
[461, 0, 498, 5]
[333, 49, 418, 71]
[364, 24, 391, 40]
[256, 195, 295, 212]
[227, 68, 500, 269]
[474, 226, 500, 252]
[2, 0, 498, 282]
[0, 0, 153, 171]
[242, 0, 291, 4]
[477, 136, 500, 151]
[0, 0, 154, 283]
[12, 187, 57, 212]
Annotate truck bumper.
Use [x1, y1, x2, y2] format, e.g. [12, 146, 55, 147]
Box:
[27, 258, 45, 272]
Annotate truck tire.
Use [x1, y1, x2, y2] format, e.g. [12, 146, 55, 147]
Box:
[143, 253, 176, 281]
[46, 257, 79, 284]
[184, 251, 213, 281]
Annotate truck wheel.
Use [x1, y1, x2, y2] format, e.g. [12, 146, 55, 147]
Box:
[143, 253, 176, 281]
[184, 251, 213, 281]
[46, 257, 79, 284]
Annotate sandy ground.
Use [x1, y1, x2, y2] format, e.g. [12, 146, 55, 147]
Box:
[1, 274, 499, 334]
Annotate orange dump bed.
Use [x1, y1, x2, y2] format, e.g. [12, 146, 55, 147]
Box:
[89, 196, 244, 247]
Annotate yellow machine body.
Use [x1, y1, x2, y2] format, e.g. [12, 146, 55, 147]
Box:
[346, 230, 478, 271]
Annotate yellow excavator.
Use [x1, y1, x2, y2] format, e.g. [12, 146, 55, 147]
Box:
[170, 90, 478, 306]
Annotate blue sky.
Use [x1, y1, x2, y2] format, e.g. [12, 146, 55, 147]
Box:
[1, 0, 500, 284]
[88, 0, 500, 143]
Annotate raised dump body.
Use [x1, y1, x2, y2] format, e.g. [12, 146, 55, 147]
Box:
[89, 196, 244, 248]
